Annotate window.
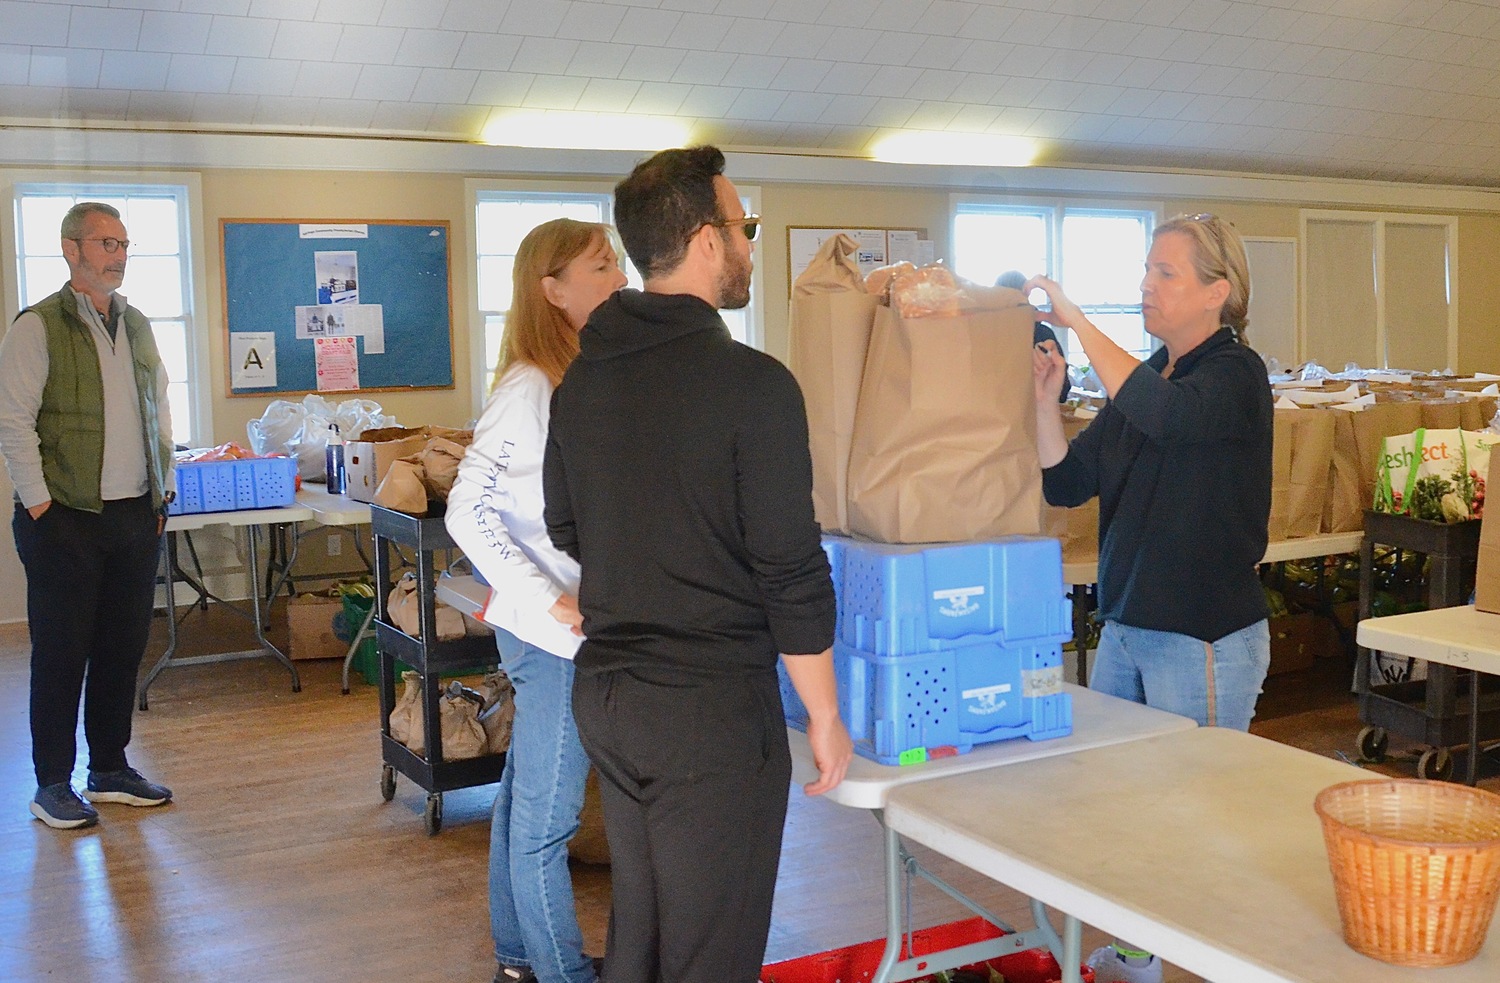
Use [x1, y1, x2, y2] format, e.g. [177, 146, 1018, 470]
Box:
[1300, 210, 1456, 372]
[469, 184, 762, 405]
[13, 185, 198, 446]
[952, 198, 1158, 367]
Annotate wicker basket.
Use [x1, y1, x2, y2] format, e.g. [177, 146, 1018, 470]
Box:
[1315, 779, 1500, 967]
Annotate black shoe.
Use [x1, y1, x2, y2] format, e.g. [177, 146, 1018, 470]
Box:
[31, 783, 99, 829]
[493, 966, 537, 983]
[84, 766, 172, 807]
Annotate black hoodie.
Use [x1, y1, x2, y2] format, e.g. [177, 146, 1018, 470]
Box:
[543, 288, 836, 679]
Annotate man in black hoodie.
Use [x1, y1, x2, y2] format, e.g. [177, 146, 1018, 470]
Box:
[544, 146, 852, 983]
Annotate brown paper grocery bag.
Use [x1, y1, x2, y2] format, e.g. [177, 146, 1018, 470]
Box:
[1041, 412, 1099, 562]
[1461, 395, 1499, 431]
[1420, 398, 1464, 430]
[846, 302, 1039, 543]
[1269, 410, 1296, 541]
[1322, 401, 1424, 532]
[789, 234, 880, 534]
[1273, 408, 1336, 539]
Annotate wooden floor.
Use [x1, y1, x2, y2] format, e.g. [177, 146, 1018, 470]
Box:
[1, 604, 1495, 983]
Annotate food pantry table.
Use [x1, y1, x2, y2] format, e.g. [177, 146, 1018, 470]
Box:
[786, 686, 1195, 983]
[882, 727, 1500, 983]
[1357, 604, 1500, 785]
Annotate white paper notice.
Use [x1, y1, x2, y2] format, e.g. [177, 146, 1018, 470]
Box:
[888, 230, 920, 263]
[314, 336, 359, 391]
[299, 224, 369, 239]
[345, 304, 385, 354]
[231, 332, 276, 389]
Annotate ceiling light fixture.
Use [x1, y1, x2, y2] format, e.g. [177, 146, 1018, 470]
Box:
[481, 111, 690, 152]
[871, 130, 1037, 167]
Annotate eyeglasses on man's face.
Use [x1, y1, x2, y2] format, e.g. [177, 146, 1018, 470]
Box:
[707, 214, 760, 243]
[74, 236, 131, 253]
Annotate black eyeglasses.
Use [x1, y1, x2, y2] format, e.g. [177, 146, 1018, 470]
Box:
[74, 236, 130, 253]
[707, 214, 761, 243]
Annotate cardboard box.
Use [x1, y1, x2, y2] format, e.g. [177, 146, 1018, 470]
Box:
[287, 593, 346, 661]
[1268, 612, 1340, 676]
[1477, 454, 1500, 614]
[345, 428, 428, 503]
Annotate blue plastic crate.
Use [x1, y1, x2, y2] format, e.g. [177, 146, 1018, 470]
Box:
[828, 536, 1072, 656]
[169, 457, 298, 515]
[780, 639, 1072, 765]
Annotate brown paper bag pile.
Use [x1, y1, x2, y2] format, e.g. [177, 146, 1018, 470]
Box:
[790, 238, 1041, 543]
[372, 426, 474, 514]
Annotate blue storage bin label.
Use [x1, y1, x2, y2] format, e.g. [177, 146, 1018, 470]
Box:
[1021, 665, 1063, 698]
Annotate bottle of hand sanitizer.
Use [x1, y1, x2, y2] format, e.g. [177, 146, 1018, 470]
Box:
[325, 423, 345, 494]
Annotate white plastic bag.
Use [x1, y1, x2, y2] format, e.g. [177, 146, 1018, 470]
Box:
[246, 399, 305, 457]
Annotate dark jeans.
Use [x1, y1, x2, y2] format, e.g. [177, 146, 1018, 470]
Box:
[12, 496, 161, 787]
[573, 667, 791, 983]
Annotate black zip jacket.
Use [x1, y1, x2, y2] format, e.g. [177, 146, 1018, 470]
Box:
[1043, 328, 1273, 642]
[543, 289, 835, 678]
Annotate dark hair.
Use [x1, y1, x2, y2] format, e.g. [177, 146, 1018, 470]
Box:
[613, 145, 726, 279]
[61, 201, 121, 239]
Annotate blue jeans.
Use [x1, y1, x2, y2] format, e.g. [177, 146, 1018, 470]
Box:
[490, 637, 596, 983]
[1090, 620, 1270, 730]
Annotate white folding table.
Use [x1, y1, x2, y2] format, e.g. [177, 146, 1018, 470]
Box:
[883, 726, 1500, 983]
[1357, 604, 1500, 784]
[787, 686, 1195, 982]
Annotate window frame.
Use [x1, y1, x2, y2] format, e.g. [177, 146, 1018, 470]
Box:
[464, 178, 763, 417]
[2, 171, 211, 446]
[949, 194, 1161, 363]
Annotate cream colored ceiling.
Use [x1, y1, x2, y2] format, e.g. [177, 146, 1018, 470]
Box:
[3, 0, 1500, 187]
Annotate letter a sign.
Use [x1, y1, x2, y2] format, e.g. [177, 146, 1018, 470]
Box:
[231, 332, 277, 389]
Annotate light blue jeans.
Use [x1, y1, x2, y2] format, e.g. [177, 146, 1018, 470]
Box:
[1089, 620, 1271, 730]
[490, 635, 596, 983]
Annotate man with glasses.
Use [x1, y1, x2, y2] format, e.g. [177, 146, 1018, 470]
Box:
[0, 201, 176, 829]
[544, 146, 851, 983]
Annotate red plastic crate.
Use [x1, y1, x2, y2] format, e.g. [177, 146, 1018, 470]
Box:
[760, 917, 1095, 983]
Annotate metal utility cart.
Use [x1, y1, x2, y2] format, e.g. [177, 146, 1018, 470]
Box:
[371, 504, 503, 834]
[1354, 509, 1498, 780]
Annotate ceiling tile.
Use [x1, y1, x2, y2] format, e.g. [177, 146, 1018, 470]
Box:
[139, 11, 213, 55]
[558, 3, 630, 42]
[354, 63, 422, 102]
[270, 22, 345, 62]
[719, 53, 787, 88]
[368, 100, 436, 132]
[206, 16, 281, 58]
[1028, 78, 1087, 111]
[511, 37, 582, 75]
[766, 23, 840, 60]
[454, 33, 523, 71]
[816, 0, 881, 29]
[618, 45, 687, 83]
[1103, 86, 1157, 117]
[1079, 21, 1144, 55]
[908, 35, 972, 71]
[627, 80, 691, 114]
[566, 40, 634, 78]
[251, 95, 320, 126]
[412, 67, 478, 103]
[30, 47, 101, 87]
[816, 92, 875, 121]
[1065, 82, 1123, 115]
[764, 0, 831, 25]
[861, 65, 922, 98]
[768, 57, 833, 92]
[249, 0, 315, 19]
[333, 25, 405, 65]
[904, 100, 962, 131]
[63, 88, 132, 119]
[314, 0, 382, 27]
[441, 0, 506, 33]
[0, 44, 29, 86]
[857, 95, 919, 128]
[165, 52, 236, 92]
[946, 103, 1000, 130]
[229, 57, 300, 97]
[0, 1, 69, 46]
[395, 29, 466, 68]
[675, 83, 739, 117]
[813, 61, 880, 96]
[499, 0, 573, 35]
[180, 0, 249, 13]
[125, 90, 198, 122]
[951, 39, 1016, 74]
[1004, 8, 1065, 44]
[726, 87, 788, 119]
[191, 92, 260, 124]
[573, 76, 642, 111]
[379, 0, 444, 29]
[471, 71, 536, 105]
[312, 96, 376, 128]
[613, 8, 684, 45]
[670, 49, 731, 85]
[950, 72, 1006, 103]
[425, 102, 491, 135]
[520, 74, 588, 109]
[958, 3, 1021, 42]
[718, 17, 788, 56]
[67, 5, 141, 50]
[666, 13, 734, 49]
[291, 60, 358, 99]
[98, 50, 172, 90]
[907, 68, 966, 101]
[1168, 0, 1230, 32]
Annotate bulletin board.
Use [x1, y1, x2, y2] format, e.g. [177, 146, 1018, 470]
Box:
[221, 219, 454, 396]
[785, 226, 930, 295]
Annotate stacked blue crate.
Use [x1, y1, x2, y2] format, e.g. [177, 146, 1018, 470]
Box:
[169, 457, 298, 515]
[781, 536, 1074, 765]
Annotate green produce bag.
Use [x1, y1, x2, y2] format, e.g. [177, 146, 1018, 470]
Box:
[1374, 428, 1495, 521]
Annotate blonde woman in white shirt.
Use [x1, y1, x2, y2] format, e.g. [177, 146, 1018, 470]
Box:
[447, 218, 626, 983]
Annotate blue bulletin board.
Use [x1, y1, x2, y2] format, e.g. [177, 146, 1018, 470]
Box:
[221, 219, 454, 395]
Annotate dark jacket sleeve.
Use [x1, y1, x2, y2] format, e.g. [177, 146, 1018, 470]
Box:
[542, 390, 579, 562]
[1041, 409, 1104, 509]
[1110, 349, 1266, 447]
[735, 364, 836, 656]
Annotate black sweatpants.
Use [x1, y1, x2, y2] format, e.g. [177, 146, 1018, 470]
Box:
[13, 496, 161, 787]
[573, 666, 792, 983]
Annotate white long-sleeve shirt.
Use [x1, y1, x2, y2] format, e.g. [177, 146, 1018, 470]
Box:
[445, 362, 582, 659]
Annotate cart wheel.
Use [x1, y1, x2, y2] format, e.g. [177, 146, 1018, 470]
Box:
[424, 793, 443, 835]
[1356, 726, 1389, 763]
[380, 764, 396, 802]
[1417, 748, 1455, 782]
